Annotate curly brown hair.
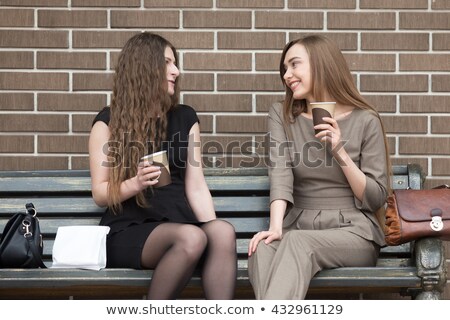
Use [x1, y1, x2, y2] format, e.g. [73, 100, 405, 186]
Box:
[108, 32, 179, 213]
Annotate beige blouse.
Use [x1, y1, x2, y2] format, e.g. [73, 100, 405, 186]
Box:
[268, 103, 388, 246]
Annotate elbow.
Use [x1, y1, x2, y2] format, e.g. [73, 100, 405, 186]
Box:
[93, 198, 108, 208]
[91, 189, 108, 208]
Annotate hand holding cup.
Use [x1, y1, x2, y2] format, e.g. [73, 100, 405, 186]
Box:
[311, 102, 336, 135]
[140, 150, 171, 188]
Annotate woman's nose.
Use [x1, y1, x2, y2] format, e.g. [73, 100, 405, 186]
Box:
[283, 68, 291, 81]
[171, 65, 180, 77]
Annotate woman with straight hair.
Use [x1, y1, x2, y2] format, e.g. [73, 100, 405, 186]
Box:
[89, 32, 236, 300]
[248, 34, 390, 299]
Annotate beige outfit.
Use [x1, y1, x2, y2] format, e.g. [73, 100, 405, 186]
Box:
[248, 103, 388, 299]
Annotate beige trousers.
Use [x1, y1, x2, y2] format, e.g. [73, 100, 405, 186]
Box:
[248, 228, 378, 299]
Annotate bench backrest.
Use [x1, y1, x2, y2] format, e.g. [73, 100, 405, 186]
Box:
[0, 164, 423, 264]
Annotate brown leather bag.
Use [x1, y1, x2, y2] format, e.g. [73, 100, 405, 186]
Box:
[384, 185, 450, 246]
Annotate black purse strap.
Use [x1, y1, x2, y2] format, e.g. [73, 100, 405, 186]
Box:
[25, 203, 37, 216]
[25, 203, 47, 268]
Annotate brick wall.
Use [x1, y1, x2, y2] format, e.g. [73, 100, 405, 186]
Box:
[0, 0, 449, 299]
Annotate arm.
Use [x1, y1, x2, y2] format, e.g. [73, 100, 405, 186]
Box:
[248, 104, 294, 255]
[316, 116, 367, 201]
[353, 115, 389, 212]
[248, 199, 286, 256]
[88, 121, 161, 207]
[315, 113, 388, 211]
[184, 122, 216, 222]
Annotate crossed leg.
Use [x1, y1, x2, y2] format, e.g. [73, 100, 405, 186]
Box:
[141, 223, 207, 299]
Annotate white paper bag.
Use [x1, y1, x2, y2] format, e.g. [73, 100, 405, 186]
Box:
[51, 226, 110, 271]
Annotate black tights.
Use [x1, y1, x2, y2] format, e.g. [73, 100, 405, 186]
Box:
[140, 220, 237, 299]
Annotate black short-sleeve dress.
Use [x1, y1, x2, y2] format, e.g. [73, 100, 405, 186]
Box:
[92, 104, 200, 269]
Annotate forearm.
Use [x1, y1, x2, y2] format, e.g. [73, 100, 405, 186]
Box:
[186, 183, 216, 222]
[269, 199, 287, 233]
[92, 176, 141, 207]
[334, 147, 366, 201]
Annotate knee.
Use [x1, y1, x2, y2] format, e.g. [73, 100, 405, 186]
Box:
[216, 220, 236, 240]
[253, 241, 271, 257]
[249, 241, 273, 268]
[205, 220, 236, 250]
[176, 225, 208, 259]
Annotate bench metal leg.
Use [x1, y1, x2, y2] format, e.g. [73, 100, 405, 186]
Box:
[414, 238, 447, 300]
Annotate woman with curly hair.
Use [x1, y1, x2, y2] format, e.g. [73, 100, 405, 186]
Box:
[89, 32, 236, 299]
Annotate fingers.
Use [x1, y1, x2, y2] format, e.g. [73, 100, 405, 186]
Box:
[314, 117, 338, 132]
[248, 231, 280, 256]
[315, 129, 335, 144]
[314, 117, 341, 143]
[137, 162, 162, 187]
[248, 231, 265, 256]
[322, 116, 337, 126]
[264, 233, 279, 244]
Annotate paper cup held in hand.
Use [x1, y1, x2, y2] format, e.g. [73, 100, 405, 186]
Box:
[141, 150, 171, 188]
[311, 102, 336, 134]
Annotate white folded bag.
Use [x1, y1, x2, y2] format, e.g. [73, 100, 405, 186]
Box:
[51, 226, 110, 271]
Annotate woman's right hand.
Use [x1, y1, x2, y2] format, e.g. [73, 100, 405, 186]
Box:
[135, 161, 162, 191]
[248, 229, 282, 257]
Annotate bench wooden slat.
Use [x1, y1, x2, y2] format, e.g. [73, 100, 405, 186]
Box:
[0, 174, 410, 193]
[38, 239, 411, 259]
[35, 259, 410, 272]
[0, 175, 271, 193]
[0, 267, 420, 290]
[0, 217, 270, 236]
[0, 165, 414, 178]
[0, 196, 270, 216]
[0, 198, 103, 216]
[310, 267, 420, 288]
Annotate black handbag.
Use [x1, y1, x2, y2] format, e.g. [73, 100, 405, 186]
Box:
[0, 203, 46, 268]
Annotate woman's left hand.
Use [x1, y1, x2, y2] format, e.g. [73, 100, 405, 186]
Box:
[314, 117, 343, 154]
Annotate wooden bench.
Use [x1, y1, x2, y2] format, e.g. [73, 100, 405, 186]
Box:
[0, 164, 446, 299]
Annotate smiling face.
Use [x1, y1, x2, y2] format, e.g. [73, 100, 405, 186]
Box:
[282, 43, 313, 102]
[165, 46, 179, 96]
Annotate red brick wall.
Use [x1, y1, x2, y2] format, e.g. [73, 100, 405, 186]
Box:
[0, 2, 448, 178]
[0, 0, 449, 300]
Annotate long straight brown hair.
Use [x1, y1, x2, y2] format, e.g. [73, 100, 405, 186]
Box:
[279, 34, 392, 194]
[108, 32, 180, 213]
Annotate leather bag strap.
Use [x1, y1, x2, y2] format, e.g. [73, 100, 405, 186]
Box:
[25, 203, 46, 268]
[433, 184, 450, 190]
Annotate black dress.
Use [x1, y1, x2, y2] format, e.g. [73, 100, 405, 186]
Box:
[92, 104, 200, 268]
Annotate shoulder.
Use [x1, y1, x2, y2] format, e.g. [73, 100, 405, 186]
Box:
[170, 104, 198, 121]
[352, 108, 381, 127]
[169, 104, 196, 117]
[168, 104, 199, 131]
[269, 102, 283, 115]
[350, 108, 384, 141]
[268, 102, 284, 122]
[92, 106, 110, 126]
